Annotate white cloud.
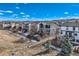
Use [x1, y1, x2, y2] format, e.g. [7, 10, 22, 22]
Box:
[0, 10, 13, 13]
[64, 12, 69, 15]
[12, 14, 17, 17]
[67, 16, 71, 17]
[5, 10, 13, 13]
[0, 13, 3, 15]
[13, 14, 17, 16]
[71, 16, 79, 19]
[20, 12, 25, 14]
[26, 15, 30, 17]
[22, 15, 30, 18]
[23, 16, 26, 17]
[16, 17, 18, 18]
[59, 17, 64, 19]
[16, 7, 20, 9]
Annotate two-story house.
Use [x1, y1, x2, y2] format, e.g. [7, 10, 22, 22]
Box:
[60, 22, 79, 44]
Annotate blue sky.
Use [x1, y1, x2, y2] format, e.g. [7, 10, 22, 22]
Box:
[0, 3, 79, 21]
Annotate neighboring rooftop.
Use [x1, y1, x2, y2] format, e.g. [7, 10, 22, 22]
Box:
[59, 22, 79, 27]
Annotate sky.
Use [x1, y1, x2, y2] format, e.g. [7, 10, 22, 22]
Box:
[0, 3, 79, 21]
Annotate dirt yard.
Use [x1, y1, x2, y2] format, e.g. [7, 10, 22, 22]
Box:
[0, 30, 31, 55]
[0, 30, 59, 56]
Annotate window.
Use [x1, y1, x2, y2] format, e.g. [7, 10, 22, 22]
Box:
[45, 25, 50, 28]
[40, 23, 44, 28]
[77, 40, 79, 42]
[73, 27, 75, 30]
[66, 31, 68, 35]
[72, 39, 75, 41]
[66, 26, 68, 30]
[74, 33, 77, 36]
[69, 32, 72, 37]
[61, 31, 63, 34]
[45, 25, 48, 28]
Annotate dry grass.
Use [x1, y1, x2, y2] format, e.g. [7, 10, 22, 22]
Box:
[0, 30, 59, 56]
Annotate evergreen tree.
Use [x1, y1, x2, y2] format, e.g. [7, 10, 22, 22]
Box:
[61, 35, 73, 56]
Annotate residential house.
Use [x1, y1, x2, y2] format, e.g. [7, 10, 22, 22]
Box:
[60, 22, 79, 44]
[37, 22, 60, 36]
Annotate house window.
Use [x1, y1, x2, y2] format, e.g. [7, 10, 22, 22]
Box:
[74, 33, 77, 36]
[61, 31, 63, 34]
[40, 23, 44, 28]
[69, 32, 72, 37]
[72, 39, 75, 41]
[77, 40, 79, 42]
[45, 25, 50, 33]
[73, 27, 75, 30]
[66, 31, 68, 35]
[45, 25, 50, 28]
[66, 26, 68, 30]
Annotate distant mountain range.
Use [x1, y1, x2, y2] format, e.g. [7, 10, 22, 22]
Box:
[0, 18, 79, 23]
